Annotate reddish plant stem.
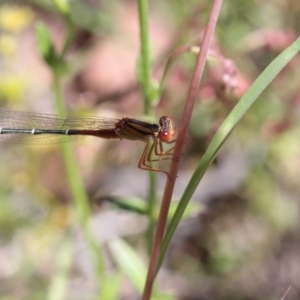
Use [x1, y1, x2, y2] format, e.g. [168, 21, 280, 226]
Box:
[142, 0, 223, 299]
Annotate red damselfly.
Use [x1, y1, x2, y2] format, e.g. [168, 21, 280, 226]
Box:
[0, 110, 176, 175]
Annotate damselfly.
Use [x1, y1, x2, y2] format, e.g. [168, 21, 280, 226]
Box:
[0, 109, 176, 175]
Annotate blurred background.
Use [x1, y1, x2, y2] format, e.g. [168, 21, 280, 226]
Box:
[0, 0, 300, 299]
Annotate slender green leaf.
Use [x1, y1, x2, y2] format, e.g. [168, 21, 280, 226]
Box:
[105, 196, 148, 214]
[101, 272, 122, 300]
[108, 239, 147, 293]
[52, 0, 70, 16]
[35, 22, 56, 66]
[46, 241, 72, 300]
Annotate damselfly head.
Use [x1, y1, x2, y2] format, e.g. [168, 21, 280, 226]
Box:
[158, 116, 176, 142]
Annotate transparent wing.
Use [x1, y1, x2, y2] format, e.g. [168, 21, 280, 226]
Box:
[0, 109, 119, 144]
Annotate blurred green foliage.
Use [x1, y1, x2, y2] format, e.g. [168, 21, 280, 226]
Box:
[0, 1, 299, 299]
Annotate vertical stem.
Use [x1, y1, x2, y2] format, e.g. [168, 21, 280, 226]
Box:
[146, 172, 157, 252]
[53, 74, 91, 221]
[142, 0, 223, 299]
[37, 2, 106, 297]
[53, 72, 104, 292]
[137, 0, 152, 114]
[137, 0, 158, 252]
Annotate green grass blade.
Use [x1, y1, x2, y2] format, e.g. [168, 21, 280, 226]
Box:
[46, 241, 72, 300]
[159, 35, 300, 270]
[108, 239, 147, 293]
